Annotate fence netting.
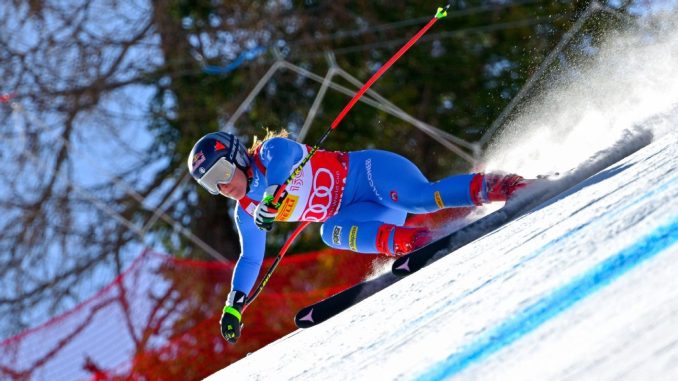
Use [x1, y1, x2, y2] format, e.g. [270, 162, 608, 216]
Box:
[0, 248, 382, 381]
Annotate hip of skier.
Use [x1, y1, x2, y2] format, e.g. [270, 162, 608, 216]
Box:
[187, 130, 529, 343]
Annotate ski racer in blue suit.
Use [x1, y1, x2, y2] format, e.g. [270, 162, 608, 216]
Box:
[187, 131, 528, 343]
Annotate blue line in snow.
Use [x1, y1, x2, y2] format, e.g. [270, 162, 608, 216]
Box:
[417, 218, 678, 381]
[407, 175, 677, 333]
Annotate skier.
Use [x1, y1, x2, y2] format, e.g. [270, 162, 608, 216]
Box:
[187, 131, 529, 343]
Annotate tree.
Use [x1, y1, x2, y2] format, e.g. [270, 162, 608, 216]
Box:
[0, 0, 635, 340]
[0, 0, 159, 336]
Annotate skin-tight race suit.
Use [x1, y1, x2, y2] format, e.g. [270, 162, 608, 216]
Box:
[232, 137, 478, 295]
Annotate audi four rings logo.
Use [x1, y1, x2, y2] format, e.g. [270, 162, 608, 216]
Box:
[301, 168, 335, 222]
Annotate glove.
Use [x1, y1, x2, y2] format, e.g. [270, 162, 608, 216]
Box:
[220, 290, 247, 343]
[253, 185, 287, 231]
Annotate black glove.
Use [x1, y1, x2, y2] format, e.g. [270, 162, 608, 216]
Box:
[220, 290, 247, 343]
[253, 184, 287, 231]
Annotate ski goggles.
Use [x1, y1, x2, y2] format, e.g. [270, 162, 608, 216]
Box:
[197, 157, 237, 195]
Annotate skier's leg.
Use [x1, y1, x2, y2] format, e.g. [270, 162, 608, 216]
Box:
[320, 202, 431, 256]
[351, 150, 474, 213]
[352, 150, 527, 213]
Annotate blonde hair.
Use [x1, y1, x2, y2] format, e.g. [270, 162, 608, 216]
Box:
[248, 128, 289, 154]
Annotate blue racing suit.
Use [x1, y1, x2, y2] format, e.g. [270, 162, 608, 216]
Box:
[231, 137, 477, 295]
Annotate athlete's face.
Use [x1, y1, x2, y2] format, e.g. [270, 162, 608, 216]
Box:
[218, 168, 247, 200]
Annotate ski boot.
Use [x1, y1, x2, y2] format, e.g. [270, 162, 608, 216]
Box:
[376, 224, 433, 257]
[470, 173, 530, 205]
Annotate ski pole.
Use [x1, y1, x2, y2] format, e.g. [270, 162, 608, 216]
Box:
[245, 4, 450, 309]
[243, 221, 310, 310]
[272, 4, 450, 204]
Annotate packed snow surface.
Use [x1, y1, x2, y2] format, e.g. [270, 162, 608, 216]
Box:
[209, 10, 678, 381]
[208, 130, 677, 381]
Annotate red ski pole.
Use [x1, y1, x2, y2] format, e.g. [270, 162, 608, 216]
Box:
[244, 4, 450, 309]
[272, 4, 450, 205]
[243, 221, 310, 310]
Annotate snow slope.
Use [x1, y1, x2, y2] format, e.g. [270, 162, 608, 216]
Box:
[209, 11, 678, 381]
[208, 128, 677, 380]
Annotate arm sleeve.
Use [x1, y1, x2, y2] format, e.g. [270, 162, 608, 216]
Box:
[231, 204, 267, 295]
[258, 137, 305, 185]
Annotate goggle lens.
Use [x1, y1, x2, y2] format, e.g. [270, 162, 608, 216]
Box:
[197, 157, 236, 195]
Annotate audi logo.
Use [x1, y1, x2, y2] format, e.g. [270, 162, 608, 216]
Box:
[301, 168, 335, 222]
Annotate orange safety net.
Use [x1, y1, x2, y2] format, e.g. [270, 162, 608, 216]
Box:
[0, 247, 383, 380]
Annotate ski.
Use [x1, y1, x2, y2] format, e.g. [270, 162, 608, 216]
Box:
[392, 129, 652, 276]
[294, 129, 651, 328]
[295, 271, 401, 328]
[392, 182, 551, 276]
